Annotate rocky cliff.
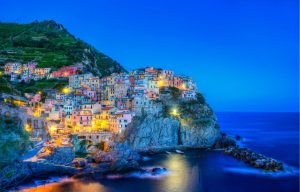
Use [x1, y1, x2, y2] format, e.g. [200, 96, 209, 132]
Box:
[124, 88, 221, 151]
[0, 105, 31, 168]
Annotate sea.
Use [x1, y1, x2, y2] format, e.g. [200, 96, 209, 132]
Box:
[15, 112, 299, 192]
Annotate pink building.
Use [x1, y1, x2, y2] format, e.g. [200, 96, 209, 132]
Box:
[72, 110, 93, 128]
[173, 76, 184, 89]
[83, 89, 97, 101]
[43, 99, 57, 111]
[145, 67, 159, 77]
[115, 111, 134, 133]
[31, 93, 41, 103]
[21, 62, 37, 82]
[159, 69, 174, 78]
[109, 115, 118, 133]
[49, 66, 78, 78]
[79, 110, 93, 127]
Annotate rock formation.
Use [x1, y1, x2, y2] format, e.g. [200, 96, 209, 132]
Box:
[124, 87, 221, 150]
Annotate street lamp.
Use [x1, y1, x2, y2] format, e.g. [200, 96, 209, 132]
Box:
[62, 87, 70, 94]
[170, 107, 180, 116]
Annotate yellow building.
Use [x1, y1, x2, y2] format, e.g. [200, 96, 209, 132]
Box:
[93, 112, 109, 131]
[3, 95, 27, 106]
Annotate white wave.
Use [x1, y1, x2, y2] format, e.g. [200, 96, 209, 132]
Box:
[106, 167, 170, 179]
[224, 165, 299, 178]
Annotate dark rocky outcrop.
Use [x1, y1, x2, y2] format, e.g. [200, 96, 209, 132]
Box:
[151, 167, 168, 175]
[213, 133, 237, 149]
[93, 143, 141, 163]
[72, 158, 88, 168]
[37, 146, 75, 165]
[0, 161, 79, 190]
[224, 147, 284, 171]
[88, 143, 143, 174]
[109, 159, 140, 173]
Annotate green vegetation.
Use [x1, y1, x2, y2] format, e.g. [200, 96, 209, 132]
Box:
[157, 87, 215, 128]
[196, 92, 206, 104]
[159, 87, 181, 100]
[0, 20, 126, 95]
[0, 75, 22, 95]
[0, 20, 125, 74]
[14, 78, 68, 94]
[0, 73, 68, 95]
[0, 115, 31, 168]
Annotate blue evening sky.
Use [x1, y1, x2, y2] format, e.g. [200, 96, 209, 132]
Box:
[0, 0, 298, 112]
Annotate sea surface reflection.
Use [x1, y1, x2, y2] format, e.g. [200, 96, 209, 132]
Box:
[16, 113, 299, 192]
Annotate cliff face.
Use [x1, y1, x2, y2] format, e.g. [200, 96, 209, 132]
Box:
[126, 115, 180, 150]
[125, 88, 221, 150]
[179, 103, 220, 147]
[0, 105, 32, 167]
[180, 115, 220, 147]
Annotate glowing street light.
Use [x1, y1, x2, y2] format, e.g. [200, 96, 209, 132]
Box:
[34, 108, 41, 117]
[25, 124, 32, 132]
[49, 125, 57, 134]
[170, 107, 180, 116]
[158, 80, 164, 87]
[62, 87, 70, 94]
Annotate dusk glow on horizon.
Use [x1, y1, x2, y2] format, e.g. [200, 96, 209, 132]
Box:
[0, 0, 298, 112]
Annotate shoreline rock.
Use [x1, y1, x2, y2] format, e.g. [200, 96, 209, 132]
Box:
[37, 146, 75, 165]
[2, 139, 286, 190]
[224, 147, 284, 171]
[0, 161, 80, 190]
[213, 133, 237, 149]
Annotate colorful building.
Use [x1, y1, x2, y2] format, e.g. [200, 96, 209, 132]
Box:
[49, 66, 78, 79]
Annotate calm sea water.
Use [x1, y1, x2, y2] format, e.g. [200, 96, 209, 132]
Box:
[16, 112, 299, 192]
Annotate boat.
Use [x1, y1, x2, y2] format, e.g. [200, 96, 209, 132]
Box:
[175, 150, 184, 154]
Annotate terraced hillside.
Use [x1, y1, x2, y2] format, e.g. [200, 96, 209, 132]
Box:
[0, 20, 125, 75]
[0, 20, 126, 95]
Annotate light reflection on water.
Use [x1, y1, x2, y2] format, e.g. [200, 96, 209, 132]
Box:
[18, 154, 190, 192]
[15, 113, 300, 192]
[14, 150, 300, 192]
[159, 154, 201, 192]
[18, 178, 107, 192]
[161, 155, 189, 192]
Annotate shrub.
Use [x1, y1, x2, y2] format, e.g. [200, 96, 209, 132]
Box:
[196, 93, 206, 104]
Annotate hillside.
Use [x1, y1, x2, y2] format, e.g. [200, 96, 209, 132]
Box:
[0, 20, 125, 76]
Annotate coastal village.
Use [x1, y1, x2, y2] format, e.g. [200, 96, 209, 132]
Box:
[0, 62, 198, 147]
